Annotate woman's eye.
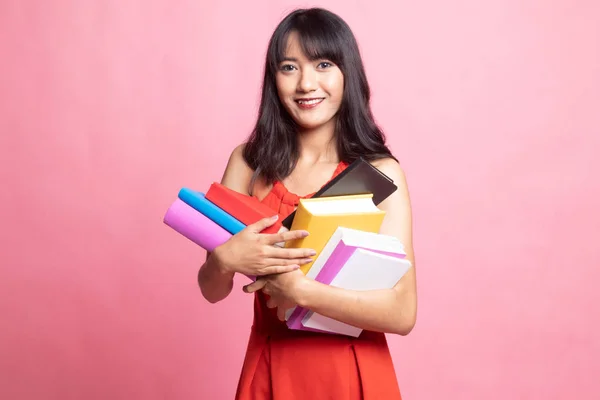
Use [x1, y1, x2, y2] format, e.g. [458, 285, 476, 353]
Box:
[318, 62, 332, 69]
[280, 64, 295, 71]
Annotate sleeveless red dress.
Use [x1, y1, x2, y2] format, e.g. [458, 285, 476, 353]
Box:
[235, 161, 402, 400]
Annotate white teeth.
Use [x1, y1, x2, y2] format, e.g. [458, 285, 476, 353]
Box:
[297, 98, 323, 105]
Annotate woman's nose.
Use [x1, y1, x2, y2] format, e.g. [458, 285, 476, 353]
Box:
[297, 68, 318, 92]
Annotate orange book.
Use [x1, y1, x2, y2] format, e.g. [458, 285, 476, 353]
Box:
[205, 182, 282, 234]
[285, 194, 386, 274]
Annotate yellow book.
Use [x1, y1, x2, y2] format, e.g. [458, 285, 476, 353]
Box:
[285, 194, 386, 274]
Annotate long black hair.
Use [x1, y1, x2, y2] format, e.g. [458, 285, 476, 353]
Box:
[243, 7, 397, 185]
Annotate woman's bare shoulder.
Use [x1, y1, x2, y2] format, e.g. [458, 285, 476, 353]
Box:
[220, 143, 254, 195]
[370, 157, 407, 187]
[219, 143, 271, 199]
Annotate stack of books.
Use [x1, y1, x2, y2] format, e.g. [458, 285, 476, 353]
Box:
[163, 157, 412, 337]
[281, 195, 412, 337]
[163, 182, 284, 280]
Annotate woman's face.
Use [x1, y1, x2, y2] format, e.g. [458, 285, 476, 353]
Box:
[275, 32, 344, 131]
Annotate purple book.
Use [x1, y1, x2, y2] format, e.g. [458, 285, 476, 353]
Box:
[286, 227, 408, 333]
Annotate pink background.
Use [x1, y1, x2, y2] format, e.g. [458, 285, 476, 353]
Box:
[1, 1, 599, 399]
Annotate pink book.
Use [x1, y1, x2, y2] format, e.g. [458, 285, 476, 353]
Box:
[286, 227, 408, 333]
[163, 198, 258, 281]
[164, 198, 231, 251]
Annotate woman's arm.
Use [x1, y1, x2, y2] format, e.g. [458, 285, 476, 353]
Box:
[296, 159, 417, 335]
[197, 144, 254, 303]
[198, 252, 235, 304]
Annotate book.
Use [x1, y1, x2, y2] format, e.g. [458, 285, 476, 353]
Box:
[285, 226, 407, 328]
[205, 182, 282, 234]
[163, 198, 231, 252]
[178, 188, 245, 234]
[284, 194, 386, 274]
[163, 198, 256, 281]
[281, 157, 398, 229]
[301, 248, 412, 337]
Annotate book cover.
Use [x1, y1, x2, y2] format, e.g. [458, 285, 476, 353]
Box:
[178, 188, 245, 235]
[205, 182, 282, 234]
[284, 194, 386, 274]
[281, 157, 398, 229]
[301, 248, 412, 337]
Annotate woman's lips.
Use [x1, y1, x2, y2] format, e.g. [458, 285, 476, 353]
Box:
[295, 98, 325, 109]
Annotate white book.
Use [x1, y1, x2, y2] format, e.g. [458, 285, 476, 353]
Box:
[300, 248, 412, 337]
[285, 226, 406, 321]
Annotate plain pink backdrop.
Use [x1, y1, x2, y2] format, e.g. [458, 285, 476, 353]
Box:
[1, 0, 599, 399]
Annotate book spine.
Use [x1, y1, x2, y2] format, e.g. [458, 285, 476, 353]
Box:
[312, 244, 357, 285]
[286, 242, 348, 330]
[286, 306, 307, 330]
[286, 305, 336, 334]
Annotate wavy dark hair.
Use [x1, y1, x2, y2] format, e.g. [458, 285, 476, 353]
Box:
[243, 7, 397, 185]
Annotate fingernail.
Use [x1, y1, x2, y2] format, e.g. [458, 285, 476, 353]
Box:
[302, 258, 313, 264]
[300, 231, 309, 237]
[271, 215, 279, 221]
[309, 250, 317, 256]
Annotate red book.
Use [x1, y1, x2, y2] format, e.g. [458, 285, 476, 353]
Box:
[205, 182, 282, 234]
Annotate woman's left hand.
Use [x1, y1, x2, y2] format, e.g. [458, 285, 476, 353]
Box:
[243, 269, 308, 321]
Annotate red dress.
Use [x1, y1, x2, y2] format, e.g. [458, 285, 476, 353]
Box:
[235, 161, 402, 400]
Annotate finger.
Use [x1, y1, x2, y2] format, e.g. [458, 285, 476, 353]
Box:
[263, 257, 313, 267]
[271, 227, 289, 247]
[277, 307, 286, 321]
[265, 246, 317, 260]
[263, 229, 309, 245]
[257, 264, 301, 276]
[243, 279, 266, 293]
[266, 296, 277, 309]
[247, 215, 280, 234]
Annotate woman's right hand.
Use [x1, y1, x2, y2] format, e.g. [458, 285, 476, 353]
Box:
[212, 215, 316, 277]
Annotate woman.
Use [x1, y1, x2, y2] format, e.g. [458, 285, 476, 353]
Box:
[198, 7, 417, 400]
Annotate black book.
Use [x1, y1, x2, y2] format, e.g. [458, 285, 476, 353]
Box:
[281, 157, 398, 229]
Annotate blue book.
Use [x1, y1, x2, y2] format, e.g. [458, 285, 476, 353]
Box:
[177, 188, 245, 234]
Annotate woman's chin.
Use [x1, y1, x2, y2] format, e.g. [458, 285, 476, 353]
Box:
[294, 117, 337, 132]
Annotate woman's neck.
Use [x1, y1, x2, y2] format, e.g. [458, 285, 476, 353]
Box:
[296, 121, 338, 165]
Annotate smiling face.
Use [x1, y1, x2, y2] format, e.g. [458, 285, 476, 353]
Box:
[275, 31, 345, 132]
